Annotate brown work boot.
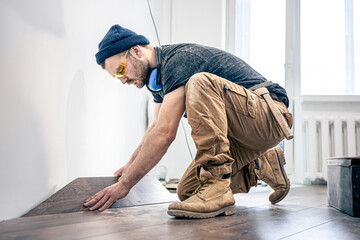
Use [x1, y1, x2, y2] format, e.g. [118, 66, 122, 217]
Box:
[167, 168, 236, 218]
[255, 146, 290, 204]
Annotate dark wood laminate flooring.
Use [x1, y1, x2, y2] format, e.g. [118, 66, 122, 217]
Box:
[23, 175, 175, 217]
[1, 184, 359, 239]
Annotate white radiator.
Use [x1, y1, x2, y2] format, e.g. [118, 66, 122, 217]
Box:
[302, 114, 360, 182]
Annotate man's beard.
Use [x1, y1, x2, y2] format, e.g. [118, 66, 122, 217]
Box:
[129, 55, 149, 88]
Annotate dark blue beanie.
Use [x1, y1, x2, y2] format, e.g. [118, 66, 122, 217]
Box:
[95, 24, 150, 65]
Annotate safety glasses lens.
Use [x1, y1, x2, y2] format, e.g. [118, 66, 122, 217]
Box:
[113, 50, 128, 80]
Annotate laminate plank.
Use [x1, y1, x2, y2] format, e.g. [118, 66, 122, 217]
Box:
[22, 175, 175, 217]
[281, 215, 360, 240]
[0, 206, 170, 240]
[234, 185, 327, 211]
[86, 203, 358, 240]
[65, 205, 352, 240]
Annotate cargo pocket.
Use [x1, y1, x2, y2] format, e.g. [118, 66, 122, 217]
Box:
[223, 83, 257, 119]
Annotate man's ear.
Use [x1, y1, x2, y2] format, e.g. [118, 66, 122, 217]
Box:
[131, 45, 142, 58]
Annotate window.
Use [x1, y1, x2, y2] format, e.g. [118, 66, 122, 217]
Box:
[354, 0, 360, 93]
[234, 0, 359, 94]
[301, 0, 359, 94]
[249, 0, 286, 87]
[233, 0, 286, 87]
[302, 0, 347, 94]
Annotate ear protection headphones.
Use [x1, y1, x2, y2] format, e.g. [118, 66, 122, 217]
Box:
[146, 47, 163, 92]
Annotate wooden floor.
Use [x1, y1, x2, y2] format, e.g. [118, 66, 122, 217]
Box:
[22, 176, 176, 217]
[1, 184, 359, 239]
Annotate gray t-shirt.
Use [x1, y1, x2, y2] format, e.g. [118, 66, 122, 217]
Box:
[152, 43, 289, 107]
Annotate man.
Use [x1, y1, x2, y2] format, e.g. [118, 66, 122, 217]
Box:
[83, 25, 293, 218]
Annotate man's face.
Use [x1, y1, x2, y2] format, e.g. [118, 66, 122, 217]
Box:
[105, 51, 149, 88]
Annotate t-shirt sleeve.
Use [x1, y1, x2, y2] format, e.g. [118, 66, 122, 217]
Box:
[152, 92, 163, 103]
[162, 51, 208, 95]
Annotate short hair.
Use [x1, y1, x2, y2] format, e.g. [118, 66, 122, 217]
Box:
[100, 61, 106, 69]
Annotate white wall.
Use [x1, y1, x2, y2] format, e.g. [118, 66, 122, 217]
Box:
[0, 0, 226, 220]
[0, 0, 161, 221]
[170, 0, 224, 47]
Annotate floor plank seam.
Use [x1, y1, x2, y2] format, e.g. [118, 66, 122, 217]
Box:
[277, 218, 338, 239]
[220, 204, 333, 234]
[72, 220, 171, 240]
[288, 203, 327, 213]
[235, 202, 326, 214]
[73, 231, 126, 240]
[0, 216, 125, 236]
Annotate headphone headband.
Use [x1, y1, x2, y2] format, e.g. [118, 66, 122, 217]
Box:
[154, 47, 162, 84]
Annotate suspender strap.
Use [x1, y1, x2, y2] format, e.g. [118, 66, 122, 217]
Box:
[254, 87, 294, 140]
[249, 81, 274, 91]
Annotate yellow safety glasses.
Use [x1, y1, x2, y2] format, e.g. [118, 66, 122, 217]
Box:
[113, 50, 129, 80]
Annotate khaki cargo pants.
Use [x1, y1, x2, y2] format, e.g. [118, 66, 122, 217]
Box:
[177, 72, 293, 201]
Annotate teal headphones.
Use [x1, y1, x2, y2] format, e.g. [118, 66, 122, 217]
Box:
[146, 47, 163, 92]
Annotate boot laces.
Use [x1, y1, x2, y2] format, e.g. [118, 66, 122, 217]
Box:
[192, 179, 209, 195]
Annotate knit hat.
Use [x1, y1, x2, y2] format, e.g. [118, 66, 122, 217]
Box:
[95, 24, 150, 65]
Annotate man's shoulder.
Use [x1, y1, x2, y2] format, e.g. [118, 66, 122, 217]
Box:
[162, 43, 199, 52]
[162, 43, 219, 58]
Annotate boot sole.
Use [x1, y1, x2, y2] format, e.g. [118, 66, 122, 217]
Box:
[167, 205, 236, 219]
[270, 147, 290, 204]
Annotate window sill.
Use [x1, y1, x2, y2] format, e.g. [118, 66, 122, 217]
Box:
[300, 94, 360, 103]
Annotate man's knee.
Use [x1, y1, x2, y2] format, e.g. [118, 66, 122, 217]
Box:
[189, 72, 212, 83]
[185, 72, 213, 94]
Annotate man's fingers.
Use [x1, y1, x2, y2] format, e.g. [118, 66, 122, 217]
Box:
[98, 198, 116, 212]
[89, 195, 110, 211]
[85, 190, 103, 202]
[84, 191, 104, 207]
[85, 194, 98, 203]
[83, 182, 124, 212]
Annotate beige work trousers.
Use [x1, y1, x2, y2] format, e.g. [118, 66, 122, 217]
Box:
[177, 72, 293, 201]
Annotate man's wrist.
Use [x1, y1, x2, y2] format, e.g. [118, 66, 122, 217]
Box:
[117, 177, 132, 191]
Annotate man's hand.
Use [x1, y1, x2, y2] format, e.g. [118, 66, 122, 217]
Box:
[83, 182, 130, 212]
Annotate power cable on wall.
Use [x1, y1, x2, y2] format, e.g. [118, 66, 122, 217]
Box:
[147, 0, 161, 46]
[146, 0, 194, 161]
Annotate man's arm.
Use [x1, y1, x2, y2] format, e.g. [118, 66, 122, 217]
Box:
[113, 103, 161, 177]
[84, 86, 186, 211]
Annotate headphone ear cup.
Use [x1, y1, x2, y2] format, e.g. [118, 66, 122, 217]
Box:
[146, 68, 163, 92]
